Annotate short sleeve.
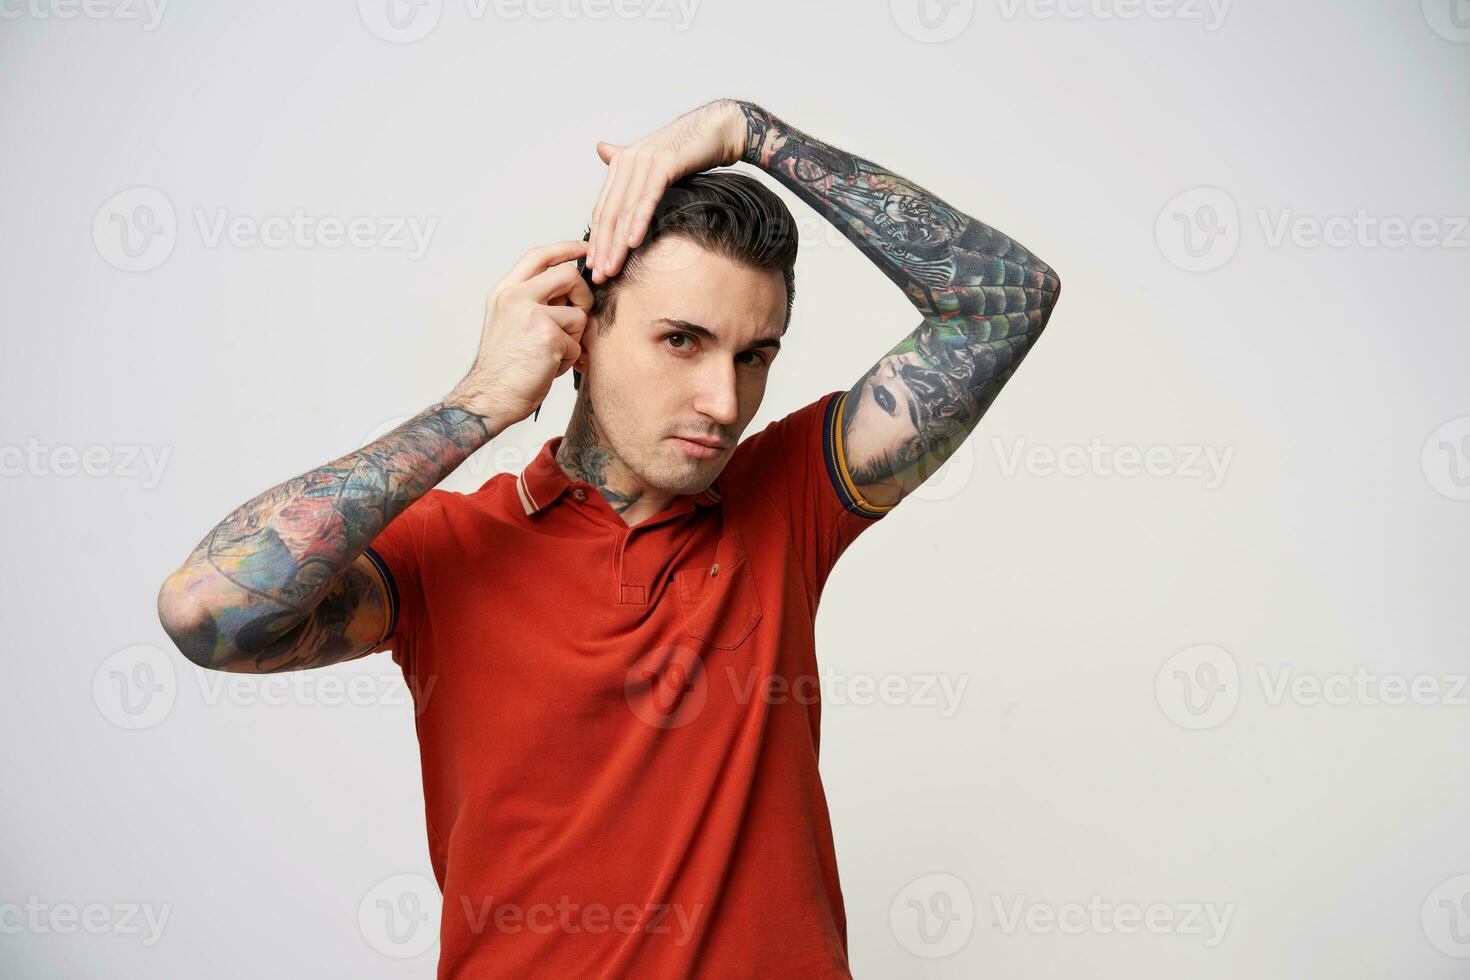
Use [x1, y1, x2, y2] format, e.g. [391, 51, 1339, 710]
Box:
[727, 388, 896, 599]
[362, 490, 441, 674]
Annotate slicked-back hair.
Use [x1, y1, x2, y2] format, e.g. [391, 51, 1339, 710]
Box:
[573, 169, 799, 391]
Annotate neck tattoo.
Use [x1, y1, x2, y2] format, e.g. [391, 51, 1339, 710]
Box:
[556, 394, 644, 516]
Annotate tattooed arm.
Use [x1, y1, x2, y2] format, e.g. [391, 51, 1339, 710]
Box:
[156, 240, 594, 672]
[735, 100, 1061, 507]
[155, 404, 493, 673]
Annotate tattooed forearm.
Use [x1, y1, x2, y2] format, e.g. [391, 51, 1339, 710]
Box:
[733, 99, 1061, 496]
[157, 403, 491, 672]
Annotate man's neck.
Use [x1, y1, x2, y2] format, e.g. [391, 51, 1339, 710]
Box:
[556, 393, 673, 526]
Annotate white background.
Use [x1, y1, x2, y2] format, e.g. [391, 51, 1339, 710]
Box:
[2, 0, 1468, 976]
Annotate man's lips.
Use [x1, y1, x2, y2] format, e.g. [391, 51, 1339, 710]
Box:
[672, 435, 729, 451]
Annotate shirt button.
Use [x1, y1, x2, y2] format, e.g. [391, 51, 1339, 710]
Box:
[710, 563, 719, 576]
[572, 488, 587, 501]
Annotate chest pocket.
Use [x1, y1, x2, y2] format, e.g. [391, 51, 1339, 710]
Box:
[675, 530, 763, 650]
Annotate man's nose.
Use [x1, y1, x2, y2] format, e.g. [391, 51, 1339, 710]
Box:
[693, 363, 740, 428]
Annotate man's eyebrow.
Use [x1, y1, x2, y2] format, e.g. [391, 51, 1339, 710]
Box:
[653, 317, 782, 352]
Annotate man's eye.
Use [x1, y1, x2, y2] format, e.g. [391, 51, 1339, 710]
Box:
[664, 333, 767, 367]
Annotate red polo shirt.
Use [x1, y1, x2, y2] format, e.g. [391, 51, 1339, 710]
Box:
[364, 387, 894, 979]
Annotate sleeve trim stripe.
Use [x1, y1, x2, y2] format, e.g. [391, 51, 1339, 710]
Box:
[824, 389, 897, 519]
[361, 546, 400, 644]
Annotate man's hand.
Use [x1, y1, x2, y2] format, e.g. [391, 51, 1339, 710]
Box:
[585, 99, 747, 284]
[446, 240, 594, 430]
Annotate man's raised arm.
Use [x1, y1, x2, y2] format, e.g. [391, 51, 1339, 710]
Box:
[734, 100, 1062, 508]
[156, 241, 592, 672]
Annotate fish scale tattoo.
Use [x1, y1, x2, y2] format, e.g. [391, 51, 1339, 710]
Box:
[734, 100, 1061, 494]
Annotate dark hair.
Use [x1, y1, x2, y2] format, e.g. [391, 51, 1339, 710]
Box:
[573, 169, 798, 390]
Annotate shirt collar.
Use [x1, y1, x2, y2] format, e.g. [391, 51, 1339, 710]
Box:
[514, 436, 722, 518]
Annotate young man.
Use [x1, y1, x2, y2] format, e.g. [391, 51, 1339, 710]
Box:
[156, 99, 1060, 978]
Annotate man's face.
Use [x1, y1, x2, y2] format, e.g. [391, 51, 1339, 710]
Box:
[842, 350, 924, 486]
[579, 236, 786, 496]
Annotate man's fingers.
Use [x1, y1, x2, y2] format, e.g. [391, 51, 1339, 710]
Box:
[504, 240, 590, 288]
[555, 331, 583, 377]
[609, 156, 652, 267]
[594, 154, 637, 281]
[544, 302, 586, 337]
[623, 164, 666, 251]
[588, 158, 619, 274]
[518, 260, 589, 306]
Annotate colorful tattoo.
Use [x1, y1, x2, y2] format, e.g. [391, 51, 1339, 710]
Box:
[159, 403, 490, 672]
[736, 100, 1061, 501]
